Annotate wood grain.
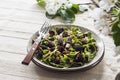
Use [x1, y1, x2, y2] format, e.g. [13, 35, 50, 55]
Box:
[0, 0, 119, 80]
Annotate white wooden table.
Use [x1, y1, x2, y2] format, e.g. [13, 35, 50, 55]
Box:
[0, 0, 120, 80]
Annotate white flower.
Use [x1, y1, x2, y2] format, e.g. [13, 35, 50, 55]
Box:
[89, 7, 111, 35]
[99, 0, 114, 12]
[101, 26, 111, 35]
[64, 1, 72, 9]
[114, 0, 118, 2]
[94, 19, 111, 35]
[45, 0, 72, 15]
[45, 0, 62, 15]
[94, 19, 108, 29]
[89, 8, 106, 20]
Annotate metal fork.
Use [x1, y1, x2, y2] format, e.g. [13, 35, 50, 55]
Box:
[22, 22, 50, 65]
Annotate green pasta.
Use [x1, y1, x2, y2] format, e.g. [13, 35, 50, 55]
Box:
[36, 26, 97, 68]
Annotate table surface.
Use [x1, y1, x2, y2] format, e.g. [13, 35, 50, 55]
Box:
[0, 0, 120, 80]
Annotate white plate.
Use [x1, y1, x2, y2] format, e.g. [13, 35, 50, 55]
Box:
[27, 25, 105, 72]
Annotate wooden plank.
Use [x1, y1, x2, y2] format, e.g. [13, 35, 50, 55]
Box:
[0, 30, 32, 40]
[0, 10, 45, 24]
[0, 51, 115, 80]
[0, 36, 28, 54]
[0, 20, 42, 34]
[0, 0, 37, 10]
[0, 0, 46, 24]
[0, 0, 118, 80]
[0, 8, 13, 18]
[9, 9, 45, 23]
[0, 74, 35, 80]
[0, 12, 96, 34]
[0, 19, 8, 27]
[0, 51, 40, 79]
[0, 0, 43, 12]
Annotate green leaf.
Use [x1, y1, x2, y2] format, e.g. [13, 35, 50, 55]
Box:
[112, 20, 120, 46]
[59, 55, 66, 63]
[43, 49, 49, 54]
[46, 12, 56, 19]
[63, 55, 68, 60]
[59, 9, 75, 23]
[48, 62, 63, 68]
[70, 27, 79, 31]
[85, 52, 91, 61]
[36, 0, 46, 7]
[111, 7, 119, 16]
[71, 4, 79, 14]
[66, 52, 77, 58]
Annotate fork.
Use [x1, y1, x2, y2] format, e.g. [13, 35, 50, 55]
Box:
[22, 22, 50, 65]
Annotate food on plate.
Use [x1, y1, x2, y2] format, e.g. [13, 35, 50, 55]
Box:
[35, 26, 97, 68]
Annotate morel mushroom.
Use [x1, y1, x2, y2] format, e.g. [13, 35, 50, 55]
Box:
[57, 46, 64, 52]
[75, 53, 83, 62]
[56, 28, 64, 35]
[57, 38, 63, 46]
[73, 45, 84, 51]
[49, 30, 55, 36]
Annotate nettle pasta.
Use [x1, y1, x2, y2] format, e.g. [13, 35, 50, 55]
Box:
[36, 26, 97, 68]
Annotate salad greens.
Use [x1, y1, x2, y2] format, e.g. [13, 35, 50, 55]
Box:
[36, 26, 97, 68]
[36, 0, 87, 23]
[109, 1, 120, 46]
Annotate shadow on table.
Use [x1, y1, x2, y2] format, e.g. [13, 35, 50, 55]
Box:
[33, 60, 105, 80]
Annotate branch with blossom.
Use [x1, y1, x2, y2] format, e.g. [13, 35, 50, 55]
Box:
[90, 0, 120, 46]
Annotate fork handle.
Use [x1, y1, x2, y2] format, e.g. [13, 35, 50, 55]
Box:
[22, 41, 39, 65]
